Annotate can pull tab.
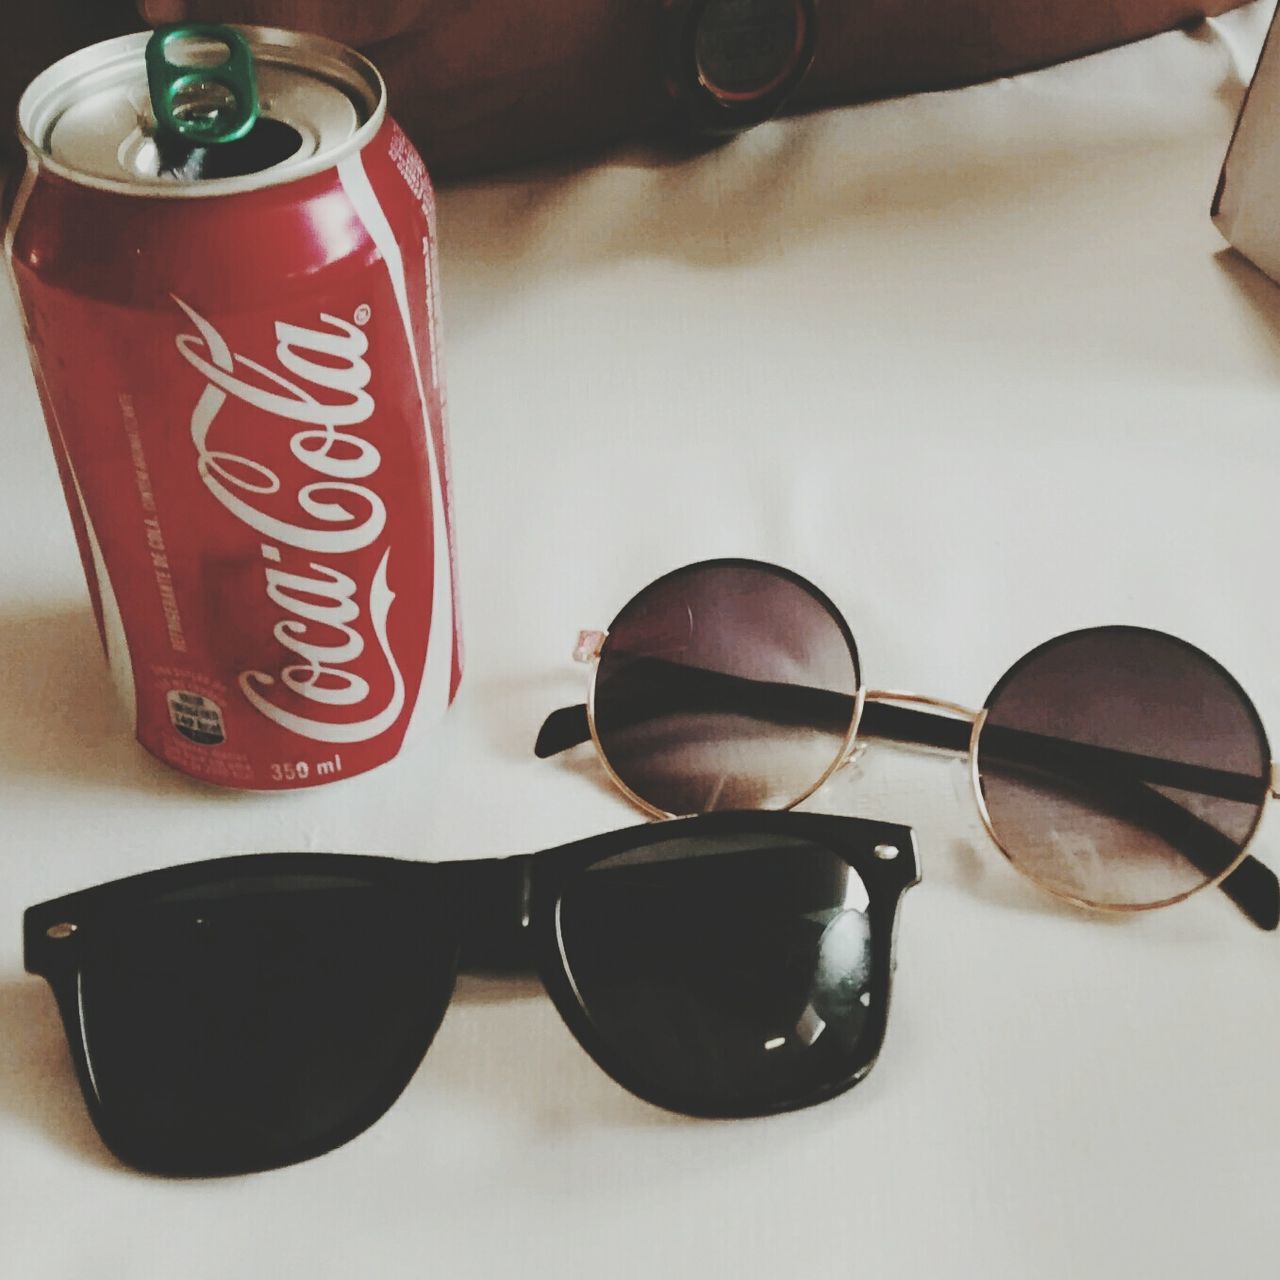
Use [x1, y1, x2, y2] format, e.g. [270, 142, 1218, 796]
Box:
[146, 24, 260, 145]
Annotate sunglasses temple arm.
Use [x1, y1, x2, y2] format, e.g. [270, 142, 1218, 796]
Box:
[534, 662, 864, 758]
[537, 672, 1259, 795]
[530, 698, 966, 758]
[1219, 851, 1280, 930]
[535, 704, 592, 757]
[531, 666, 1277, 927]
[537, 661, 1265, 802]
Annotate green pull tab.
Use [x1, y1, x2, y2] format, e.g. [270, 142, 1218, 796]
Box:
[146, 24, 260, 145]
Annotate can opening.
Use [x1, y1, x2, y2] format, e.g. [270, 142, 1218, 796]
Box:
[153, 116, 303, 180]
[25, 27, 383, 195]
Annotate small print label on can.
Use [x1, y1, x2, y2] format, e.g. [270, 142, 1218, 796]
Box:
[167, 689, 226, 745]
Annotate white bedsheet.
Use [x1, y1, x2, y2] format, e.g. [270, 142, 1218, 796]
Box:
[2, 5, 1278, 1276]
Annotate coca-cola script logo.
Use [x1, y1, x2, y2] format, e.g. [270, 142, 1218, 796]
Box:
[172, 296, 405, 743]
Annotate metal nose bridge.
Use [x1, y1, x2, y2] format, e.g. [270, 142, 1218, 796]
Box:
[450, 856, 537, 973]
[863, 689, 982, 722]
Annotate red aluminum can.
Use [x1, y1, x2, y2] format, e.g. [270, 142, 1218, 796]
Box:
[5, 26, 461, 790]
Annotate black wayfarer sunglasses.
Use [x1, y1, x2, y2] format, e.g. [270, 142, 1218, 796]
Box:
[25, 811, 918, 1176]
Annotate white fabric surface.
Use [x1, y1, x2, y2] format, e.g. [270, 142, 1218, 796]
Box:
[3, 5, 1280, 1275]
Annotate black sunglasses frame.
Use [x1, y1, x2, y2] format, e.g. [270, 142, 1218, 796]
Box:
[25, 810, 919, 1176]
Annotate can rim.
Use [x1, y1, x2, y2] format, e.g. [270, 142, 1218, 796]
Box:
[17, 25, 387, 199]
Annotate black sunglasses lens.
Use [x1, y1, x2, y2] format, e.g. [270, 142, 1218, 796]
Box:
[76, 872, 457, 1175]
[977, 628, 1270, 910]
[557, 833, 885, 1114]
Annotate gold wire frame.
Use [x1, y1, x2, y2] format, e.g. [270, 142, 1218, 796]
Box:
[577, 638, 1278, 918]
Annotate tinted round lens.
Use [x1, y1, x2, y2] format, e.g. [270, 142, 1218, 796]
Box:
[695, 0, 805, 99]
[593, 562, 859, 814]
[557, 833, 883, 1113]
[77, 872, 457, 1174]
[976, 628, 1270, 909]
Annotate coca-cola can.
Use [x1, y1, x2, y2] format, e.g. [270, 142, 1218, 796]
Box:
[5, 26, 462, 790]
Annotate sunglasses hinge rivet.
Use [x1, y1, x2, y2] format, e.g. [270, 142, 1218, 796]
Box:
[46, 922, 78, 940]
[873, 844, 899, 861]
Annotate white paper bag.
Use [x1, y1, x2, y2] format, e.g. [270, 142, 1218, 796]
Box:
[1214, 13, 1280, 278]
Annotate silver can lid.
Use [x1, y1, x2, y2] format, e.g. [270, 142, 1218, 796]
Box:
[18, 25, 385, 197]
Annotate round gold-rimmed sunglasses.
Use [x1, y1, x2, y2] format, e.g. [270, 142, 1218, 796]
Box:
[535, 558, 1280, 930]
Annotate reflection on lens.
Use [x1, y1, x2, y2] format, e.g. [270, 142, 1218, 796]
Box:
[593, 561, 859, 815]
[78, 873, 456, 1174]
[976, 627, 1270, 909]
[557, 832, 878, 1111]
